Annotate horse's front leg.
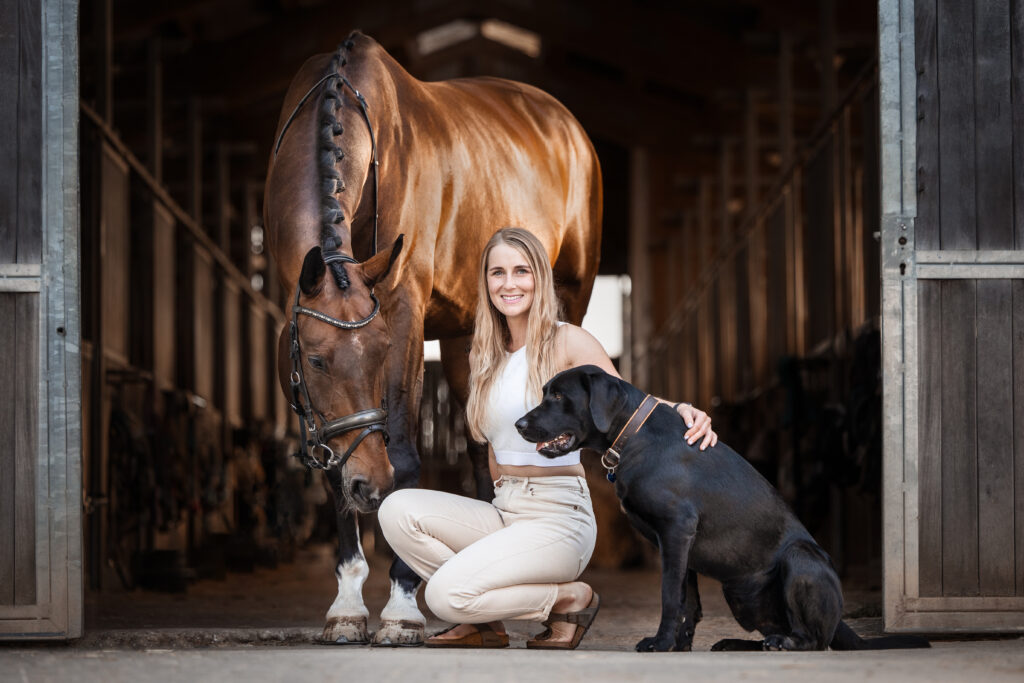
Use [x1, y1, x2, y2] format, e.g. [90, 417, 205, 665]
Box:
[322, 469, 371, 644]
[372, 330, 427, 645]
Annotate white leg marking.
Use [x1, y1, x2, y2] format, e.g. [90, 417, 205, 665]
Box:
[322, 527, 370, 643]
[325, 554, 370, 620]
[373, 579, 426, 645]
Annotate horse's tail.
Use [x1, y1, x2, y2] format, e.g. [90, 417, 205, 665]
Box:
[830, 621, 931, 650]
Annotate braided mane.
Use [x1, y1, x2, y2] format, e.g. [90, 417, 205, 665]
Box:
[317, 33, 360, 290]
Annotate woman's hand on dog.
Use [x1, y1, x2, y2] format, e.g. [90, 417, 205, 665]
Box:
[677, 403, 718, 450]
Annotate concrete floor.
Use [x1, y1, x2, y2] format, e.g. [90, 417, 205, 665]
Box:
[2, 543, 1022, 682]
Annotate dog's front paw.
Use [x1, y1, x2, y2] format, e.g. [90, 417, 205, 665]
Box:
[635, 635, 675, 652]
[762, 634, 787, 651]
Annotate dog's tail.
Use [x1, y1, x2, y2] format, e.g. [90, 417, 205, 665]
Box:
[830, 621, 930, 650]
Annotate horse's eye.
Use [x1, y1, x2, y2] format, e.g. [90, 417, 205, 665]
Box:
[308, 355, 326, 370]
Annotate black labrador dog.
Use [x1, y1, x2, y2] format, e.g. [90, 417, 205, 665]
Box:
[515, 365, 929, 652]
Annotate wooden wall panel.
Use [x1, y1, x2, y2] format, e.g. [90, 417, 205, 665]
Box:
[0, 293, 38, 606]
[0, 295, 14, 604]
[152, 204, 175, 390]
[974, 0, 1014, 249]
[937, 0, 976, 249]
[803, 146, 835, 350]
[975, 280, 1015, 594]
[13, 295, 36, 604]
[915, 0, 939, 249]
[766, 205, 787, 367]
[100, 147, 129, 365]
[0, 0, 42, 265]
[248, 303, 268, 422]
[1014, 280, 1024, 595]
[1015, 1, 1024, 249]
[221, 280, 242, 428]
[918, 281, 942, 596]
[734, 246, 751, 391]
[193, 248, 215, 401]
[940, 279, 978, 595]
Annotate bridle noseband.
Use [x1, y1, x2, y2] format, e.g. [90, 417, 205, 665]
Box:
[288, 253, 388, 471]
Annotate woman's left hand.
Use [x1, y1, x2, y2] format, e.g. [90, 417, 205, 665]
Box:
[677, 403, 718, 450]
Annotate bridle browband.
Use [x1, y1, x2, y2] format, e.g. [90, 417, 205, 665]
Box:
[276, 57, 388, 472]
[288, 253, 387, 471]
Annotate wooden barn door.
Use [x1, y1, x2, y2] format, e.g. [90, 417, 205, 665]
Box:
[0, 0, 82, 639]
[880, 0, 1024, 632]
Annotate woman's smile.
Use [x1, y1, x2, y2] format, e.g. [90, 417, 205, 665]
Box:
[487, 243, 536, 320]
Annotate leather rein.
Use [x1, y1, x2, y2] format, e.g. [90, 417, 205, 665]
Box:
[276, 68, 386, 472]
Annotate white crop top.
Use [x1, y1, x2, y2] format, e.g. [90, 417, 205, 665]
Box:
[485, 332, 581, 468]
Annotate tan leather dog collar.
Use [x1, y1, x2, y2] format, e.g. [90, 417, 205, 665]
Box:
[601, 394, 660, 480]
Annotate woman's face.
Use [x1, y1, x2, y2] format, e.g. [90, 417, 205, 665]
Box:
[486, 242, 535, 321]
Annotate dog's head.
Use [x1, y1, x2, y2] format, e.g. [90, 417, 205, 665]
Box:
[515, 365, 630, 457]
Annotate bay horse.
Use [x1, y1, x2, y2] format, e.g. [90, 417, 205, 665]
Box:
[264, 31, 601, 645]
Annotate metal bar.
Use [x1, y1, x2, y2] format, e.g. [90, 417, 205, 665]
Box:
[916, 264, 1024, 279]
[916, 250, 1024, 264]
[0, 280, 41, 293]
[879, 0, 915, 632]
[0, 265, 41, 277]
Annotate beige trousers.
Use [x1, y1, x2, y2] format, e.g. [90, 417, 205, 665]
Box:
[377, 475, 597, 623]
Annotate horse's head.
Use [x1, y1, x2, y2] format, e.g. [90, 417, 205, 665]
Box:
[279, 237, 403, 512]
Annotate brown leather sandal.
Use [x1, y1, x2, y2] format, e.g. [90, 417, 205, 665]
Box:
[424, 622, 510, 648]
[526, 593, 601, 650]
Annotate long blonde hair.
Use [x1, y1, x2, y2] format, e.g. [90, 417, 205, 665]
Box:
[466, 228, 562, 442]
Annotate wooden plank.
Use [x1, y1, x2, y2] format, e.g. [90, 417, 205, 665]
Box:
[1014, 0, 1024, 248]
[100, 146, 129, 365]
[0, 295, 15, 605]
[14, 294, 36, 604]
[917, 280, 943, 596]
[803, 145, 835, 349]
[152, 203, 175, 390]
[16, 0, 43, 264]
[907, 596, 1024, 611]
[975, 280, 1015, 595]
[193, 247, 215, 401]
[937, 0, 976, 249]
[1014, 280, 1024, 595]
[0, 0, 17, 263]
[862, 84, 881, 320]
[766, 205, 787, 365]
[974, 0, 1014, 249]
[940, 279, 978, 595]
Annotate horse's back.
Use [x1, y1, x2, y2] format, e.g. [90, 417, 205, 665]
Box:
[395, 75, 601, 332]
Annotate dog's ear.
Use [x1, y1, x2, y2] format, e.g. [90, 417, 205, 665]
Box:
[585, 370, 626, 434]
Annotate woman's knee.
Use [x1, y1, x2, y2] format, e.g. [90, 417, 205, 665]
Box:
[424, 569, 474, 623]
[377, 488, 419, 544]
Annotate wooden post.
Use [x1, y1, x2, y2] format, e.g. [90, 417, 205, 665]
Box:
[93, 0, 112, 122]
[629, 147, 651, 389]
[187, 98, 202, 223]
[779, 32, 795, 171]
[146, 38, 162, 185]
[216, 144, 231, 254]
[744, 89, 759, 220]
[820, 0, 837, 116]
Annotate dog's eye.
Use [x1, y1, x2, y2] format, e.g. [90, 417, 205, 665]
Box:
[552, 392, 563, 401]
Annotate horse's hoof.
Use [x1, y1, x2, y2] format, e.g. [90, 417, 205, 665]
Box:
[322, 616, 370, 644]
[372, 619, 425, 646]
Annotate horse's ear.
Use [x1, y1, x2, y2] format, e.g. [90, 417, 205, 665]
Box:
[362, 234, 404, 287]
[584, 368, 624, 435]
[299, 246, 326, 296]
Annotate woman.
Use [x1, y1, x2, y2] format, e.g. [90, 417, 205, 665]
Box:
[378, 227, 717, 649]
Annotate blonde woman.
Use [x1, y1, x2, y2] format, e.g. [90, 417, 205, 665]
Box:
[378, 227, 717, 649]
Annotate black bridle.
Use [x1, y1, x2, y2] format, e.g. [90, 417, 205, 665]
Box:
[288, 256, 388, 471]
[277, 64, 387, 471]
